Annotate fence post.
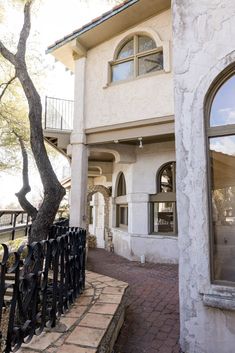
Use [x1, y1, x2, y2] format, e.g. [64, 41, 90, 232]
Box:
[11, 212, 18, 240]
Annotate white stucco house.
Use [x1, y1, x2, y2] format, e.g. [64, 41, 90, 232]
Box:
[45, 0, 235, 352]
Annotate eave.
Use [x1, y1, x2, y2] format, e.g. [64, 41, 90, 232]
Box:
[47, 0, 171, 71]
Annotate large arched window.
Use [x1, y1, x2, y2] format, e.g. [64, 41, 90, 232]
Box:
[206, 66, 235, 284]
[150, 162, 177, 235]
[116, 173, 128, 228]
[111, 34, 163, 82]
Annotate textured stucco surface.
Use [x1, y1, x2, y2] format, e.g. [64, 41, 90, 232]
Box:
[84, 9, 173, 129]
[110, 141, 178, 264]
[173, 0, 235, 352]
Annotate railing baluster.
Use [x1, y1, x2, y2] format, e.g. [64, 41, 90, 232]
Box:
[0, 225, 86, 352]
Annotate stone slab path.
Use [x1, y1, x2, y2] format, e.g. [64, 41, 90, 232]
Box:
[87, 249, 181, 353]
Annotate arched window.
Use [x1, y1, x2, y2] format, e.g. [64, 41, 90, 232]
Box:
[111, 34, 163, 82]
[117, 172, 126, 196]
[150, 162, 177, 235]
[116, 173, 128, 228]
[206, 66, 235, 284]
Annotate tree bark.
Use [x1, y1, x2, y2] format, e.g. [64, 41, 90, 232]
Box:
[0, 0, 66, 242]
[14, 133, 38, 221]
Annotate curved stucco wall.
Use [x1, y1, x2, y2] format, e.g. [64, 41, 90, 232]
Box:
[110, 141, 178, 263]
[173, 0, 235, 352]
[84, 9, 173, 129]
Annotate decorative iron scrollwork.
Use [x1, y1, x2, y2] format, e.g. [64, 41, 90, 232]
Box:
[0, 227, 86, 352]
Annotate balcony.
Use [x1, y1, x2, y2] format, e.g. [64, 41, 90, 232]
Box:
[44, 96, 74, 156]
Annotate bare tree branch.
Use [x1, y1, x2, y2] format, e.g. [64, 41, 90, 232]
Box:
[0, 0, 66, 242]
[14, 131, 38, 221]
[0, 75, 16, 100]
[17, 0, 33, 60]
[0, 41, 16, 66]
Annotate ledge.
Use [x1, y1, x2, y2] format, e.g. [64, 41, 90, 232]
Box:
[19, 271, 129, 353]
[203, 293, 235, 311]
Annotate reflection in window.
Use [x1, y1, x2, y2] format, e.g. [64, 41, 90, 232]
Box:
[159, 162, 175, 193]
[111, 34, 163, 82]
[210, 136, 235, 282]
[207, 71, 235, 284]
[150, 162, 177, 235]
[153, 202, 174, 233]
[117, 39, 134, 59]
[138, 35, 156, 53]
[210, 75, 235, 127]
[112, 61, 134, 82]
[138, 52, 163, 76]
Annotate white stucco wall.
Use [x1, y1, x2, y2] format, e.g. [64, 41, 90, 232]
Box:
[110, 141, 178, 263]
[173, 1, 235, 352]
[84, 9, 173, 129]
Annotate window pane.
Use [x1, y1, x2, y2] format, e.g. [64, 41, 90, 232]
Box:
[153, 202, 174, 233]
[112, 61, 134, 82]
[138, 52, 163, 75]
[138, 35, 156, 53]
[117, 173, 126, 196]
[117, 39, 134, 59]
[89, 206, 93, 224]
[210, 135, 235, 282]
[210, 75, 235, 127]
[120, 206, 128, 225]
[160, 163, 174, 192]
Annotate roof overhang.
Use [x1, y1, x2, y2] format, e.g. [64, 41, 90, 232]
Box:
[47, 0, 171, 71]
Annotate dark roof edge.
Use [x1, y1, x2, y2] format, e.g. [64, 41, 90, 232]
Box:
[46, 0, 139, 54]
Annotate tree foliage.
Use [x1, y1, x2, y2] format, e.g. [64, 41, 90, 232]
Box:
[0, 0, 65, 242]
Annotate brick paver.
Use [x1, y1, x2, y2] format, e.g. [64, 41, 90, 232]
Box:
[87, 249, 182, 353]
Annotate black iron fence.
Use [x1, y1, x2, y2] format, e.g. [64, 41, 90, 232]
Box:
[0, 226, 86, 352]
[0, 210, 31, 240]
[44, 96, 74, 131]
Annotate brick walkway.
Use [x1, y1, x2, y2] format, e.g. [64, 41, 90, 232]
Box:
[87, 249, 181, 353]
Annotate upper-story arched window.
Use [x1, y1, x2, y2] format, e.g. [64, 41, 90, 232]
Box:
[206, 66, 235, 285]
[111, 34, 163, 83]
[150, 162, 177, 235]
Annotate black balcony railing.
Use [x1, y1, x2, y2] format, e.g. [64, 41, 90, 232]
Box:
[0, 226, 86, 352]
[0, 210, 31, 240]
[44, 96, 74, 131]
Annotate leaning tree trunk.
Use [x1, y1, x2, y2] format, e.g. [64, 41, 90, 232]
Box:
[0, 0, 65, 242]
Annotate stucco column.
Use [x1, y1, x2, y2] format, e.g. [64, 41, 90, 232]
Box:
[70, 57, 88, 228]
[128, 193, 149, 234]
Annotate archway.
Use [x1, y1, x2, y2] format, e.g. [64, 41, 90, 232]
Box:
[87, 185, 111, 249]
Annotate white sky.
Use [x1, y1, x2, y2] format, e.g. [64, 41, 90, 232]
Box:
[0, 0, 118, 208]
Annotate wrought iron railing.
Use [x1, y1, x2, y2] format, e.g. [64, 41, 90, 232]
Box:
[0, 210, 31, 240]
[0, 226, 86, 352]
[44, 96, 74, 131]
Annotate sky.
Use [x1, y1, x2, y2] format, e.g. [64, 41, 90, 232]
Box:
[210, 75, 235, 156]
[0, 0, 118, 208]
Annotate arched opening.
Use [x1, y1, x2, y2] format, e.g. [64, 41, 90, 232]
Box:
[87, 185, 111, 249]
[205, 64, 235, 284]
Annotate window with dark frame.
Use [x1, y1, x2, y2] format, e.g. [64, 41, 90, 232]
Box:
[150, 162, 177, 235]
[206, 67, 235, 285]
[89, 205, 93, 225]
[116, 173, 128, 228]
[111, 35, 163, 83]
